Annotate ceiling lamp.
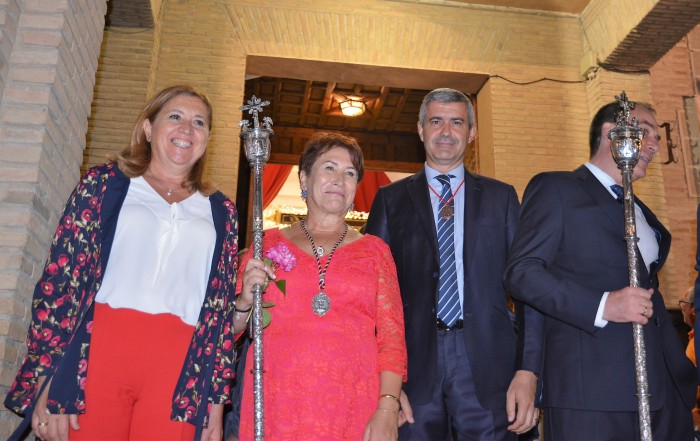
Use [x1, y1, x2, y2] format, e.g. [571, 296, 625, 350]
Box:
[339, 98, 366, 117]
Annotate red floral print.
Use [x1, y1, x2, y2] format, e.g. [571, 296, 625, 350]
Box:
[5, 163, 239, 432]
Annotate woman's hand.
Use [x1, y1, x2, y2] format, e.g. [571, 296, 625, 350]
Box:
[234, 258, 276, 334]
[238, 258, 276, 308]
[32, 377, 80, 441]
[200, 403, 224, 441]
[362, 407, 399, 441]
[363, 372, 403, 440]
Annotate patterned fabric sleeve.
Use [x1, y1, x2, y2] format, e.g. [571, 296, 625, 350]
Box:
[232, 246, 258, 342]
[5, 165, 109, 413]
[172, 196, 239, 426]
[374, 238, 408, 381]
[208, 198, 239, 405]
[234, 248, 251, 296]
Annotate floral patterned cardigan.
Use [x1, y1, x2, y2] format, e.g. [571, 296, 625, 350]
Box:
[4, 163, 239, 429]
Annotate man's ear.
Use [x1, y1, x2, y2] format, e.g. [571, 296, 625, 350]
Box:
[601, 121, 616, 143]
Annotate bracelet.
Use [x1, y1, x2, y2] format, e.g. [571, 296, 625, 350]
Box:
[377, 408, 399, 415]
[235, 305, 252, 321]
[379, 393, 400, 404]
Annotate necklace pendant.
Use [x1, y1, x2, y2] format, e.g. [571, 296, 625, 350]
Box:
[312, 292, 330, 317]
[316, 246, 325, 257]
[440, 205, 454, 220]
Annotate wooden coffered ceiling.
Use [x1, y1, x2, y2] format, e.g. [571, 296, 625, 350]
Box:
[244, 76, 432, 170]
[245, 77, 427, 134]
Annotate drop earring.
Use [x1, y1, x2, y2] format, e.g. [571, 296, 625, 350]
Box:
[301, 188, 308, 201]
[347, 203, 354, 213]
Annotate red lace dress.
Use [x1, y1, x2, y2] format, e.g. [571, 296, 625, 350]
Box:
[236, 229, 407, 440]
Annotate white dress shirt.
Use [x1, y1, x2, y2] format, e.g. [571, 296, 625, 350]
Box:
[425, 164, 466, 319]
[585, 163, 659, 328]
[96, 176, 215, 326]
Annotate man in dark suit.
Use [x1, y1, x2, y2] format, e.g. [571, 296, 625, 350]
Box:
[504, 100, 696, 439]
[366, 88, 542, 440]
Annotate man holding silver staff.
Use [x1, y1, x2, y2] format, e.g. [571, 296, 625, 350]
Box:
[504, 99, 696, 439]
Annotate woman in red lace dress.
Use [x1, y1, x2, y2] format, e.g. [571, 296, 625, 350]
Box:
[233, 132, 407, 440]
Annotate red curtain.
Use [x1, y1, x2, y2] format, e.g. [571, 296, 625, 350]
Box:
[354, 171, 391, 212]
[263, 164, 293, 209]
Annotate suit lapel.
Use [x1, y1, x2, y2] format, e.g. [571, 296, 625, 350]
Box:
[462, 169, 481, 274]
[636, 197, 670, 274]
[573, 165, 626, 239]
[407, 170, 439, 261]
[574, 165, 670, 279]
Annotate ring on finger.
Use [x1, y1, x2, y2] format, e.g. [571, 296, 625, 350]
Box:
[38, 422, 49, 428]
[643, 306, 648, 316]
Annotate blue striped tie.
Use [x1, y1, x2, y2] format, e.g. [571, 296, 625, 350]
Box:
[436, 174, 461, 327]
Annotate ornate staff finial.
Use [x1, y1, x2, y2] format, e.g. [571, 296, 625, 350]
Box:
[613, 91, 638, 129]
[240, 95, 274, 165]
[609, 90, 644, 168]
[240, 95, 273, 131]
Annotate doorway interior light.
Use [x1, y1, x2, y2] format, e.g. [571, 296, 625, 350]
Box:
[339, 98, 366, 117]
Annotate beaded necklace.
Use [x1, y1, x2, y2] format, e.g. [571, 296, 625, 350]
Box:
[299, 218, 348, 317]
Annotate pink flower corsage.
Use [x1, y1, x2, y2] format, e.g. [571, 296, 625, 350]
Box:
[258, 242, 296, 328]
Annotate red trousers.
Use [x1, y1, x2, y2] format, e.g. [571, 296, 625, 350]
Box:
[71, 303, 196, 440]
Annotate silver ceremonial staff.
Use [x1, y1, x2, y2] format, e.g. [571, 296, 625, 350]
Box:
[607, 91, 652, 441]
[239, 96, 274, 441]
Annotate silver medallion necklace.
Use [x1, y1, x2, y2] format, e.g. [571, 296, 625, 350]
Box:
[300, 218, 348, 317]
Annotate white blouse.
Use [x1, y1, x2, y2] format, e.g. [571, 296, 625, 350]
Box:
[95, 176, 216, 326]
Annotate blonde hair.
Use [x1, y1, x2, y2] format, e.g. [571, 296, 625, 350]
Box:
[110, 84, 216, 195]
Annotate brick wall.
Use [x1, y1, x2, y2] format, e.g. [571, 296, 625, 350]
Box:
[482, 72, 590, 195]
[0, 0, 20, 97]
[582, 0, 657, 61]
[650, 24, 700, 304]
[0, 0, 107, 434]
[83, 27, 153, 169]
[152, 0, 247, 197]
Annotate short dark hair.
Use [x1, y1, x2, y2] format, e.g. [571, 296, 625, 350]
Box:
[298, 132, 364, 182]
[589, 100, 655, 158]
[418, 88, 474, 128]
